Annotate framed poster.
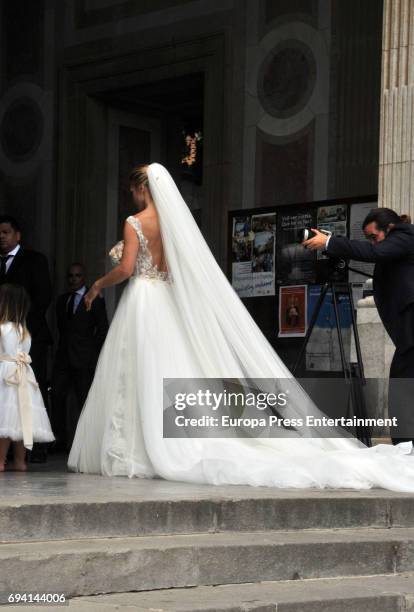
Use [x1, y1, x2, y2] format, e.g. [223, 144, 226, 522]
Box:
[251, 212, 276, 296]
[231, 212, 276, 297]
[276, 208, 317, 284]
[305, 285, 352, 371]
[278, 285, 307, 338]
[316, 204, 348, 260]
[231, 215, 254, 297]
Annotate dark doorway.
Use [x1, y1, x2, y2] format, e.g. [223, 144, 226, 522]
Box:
[96, 72, 204, 235]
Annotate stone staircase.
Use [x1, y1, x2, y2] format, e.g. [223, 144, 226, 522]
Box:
[1, 471, 414, 611]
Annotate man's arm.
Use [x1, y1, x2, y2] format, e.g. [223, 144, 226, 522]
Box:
[327, 230, 414, 262]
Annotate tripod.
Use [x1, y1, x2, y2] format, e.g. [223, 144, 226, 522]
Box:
[292, 267, 372, 446]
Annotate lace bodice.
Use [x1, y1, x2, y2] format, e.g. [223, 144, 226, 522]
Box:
[109, 215, 170, 282]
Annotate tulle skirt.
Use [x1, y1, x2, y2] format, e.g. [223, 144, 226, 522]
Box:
[0, 365, 55, 443]
[68, 276, 414, 492]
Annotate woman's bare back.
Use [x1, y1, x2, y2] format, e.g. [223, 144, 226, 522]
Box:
[133, 211, 168, 273]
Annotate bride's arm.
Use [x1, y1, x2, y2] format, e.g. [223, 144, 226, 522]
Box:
[84, 221, 139, 311]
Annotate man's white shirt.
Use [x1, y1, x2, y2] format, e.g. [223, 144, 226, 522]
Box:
[67, 286, 87, 315]
[3, 243, 21, 272]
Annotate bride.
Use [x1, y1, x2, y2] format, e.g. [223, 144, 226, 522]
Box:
[68, 163, 414, 491]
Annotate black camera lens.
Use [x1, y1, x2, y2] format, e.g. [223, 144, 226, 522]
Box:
[297, 228, 316, 243]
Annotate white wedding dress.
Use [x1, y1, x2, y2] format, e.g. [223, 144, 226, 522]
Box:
[68, 163, 414, 491]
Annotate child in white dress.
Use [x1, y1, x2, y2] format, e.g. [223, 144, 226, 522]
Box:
[0, 284, 55, 471]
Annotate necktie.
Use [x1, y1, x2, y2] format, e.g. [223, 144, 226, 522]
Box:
[0, 255, 11, 282]
[67, 292, 76, 320]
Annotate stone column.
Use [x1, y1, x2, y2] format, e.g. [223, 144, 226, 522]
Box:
[353, 298, 395, 437]
[379, 0, 414, 215]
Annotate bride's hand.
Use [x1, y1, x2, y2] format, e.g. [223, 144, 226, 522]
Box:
[84, 283, 102, 311]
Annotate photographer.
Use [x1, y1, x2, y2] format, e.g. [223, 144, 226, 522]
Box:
[303, 208, 414, 444]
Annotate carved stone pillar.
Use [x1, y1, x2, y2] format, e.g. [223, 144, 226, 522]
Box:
[353, 298, 395, 437]
[379, 0, 414, 216]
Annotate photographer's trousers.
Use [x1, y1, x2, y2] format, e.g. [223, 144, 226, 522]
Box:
[389, 344, 414, 444]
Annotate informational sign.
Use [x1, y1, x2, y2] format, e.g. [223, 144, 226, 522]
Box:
[277, 209, 317, 284]
[305, 285, 352, 371]
[278, 285, 307, 337]
[251, 213, 276, 296]
[232, 213, 276, 297]
[231, 215, 254, 297]
[229, 199, 376, 356]
[317, 204, 348, 260]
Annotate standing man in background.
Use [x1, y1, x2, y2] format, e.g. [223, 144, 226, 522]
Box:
[51, 262, 108, 452]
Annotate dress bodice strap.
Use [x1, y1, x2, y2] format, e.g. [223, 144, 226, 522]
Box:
[126, 215, 147, 247]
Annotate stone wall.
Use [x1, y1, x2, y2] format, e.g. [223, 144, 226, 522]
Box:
[0, 0, 60, 262]
[0, 0, 384, 298]
[379, 0, 414, 216]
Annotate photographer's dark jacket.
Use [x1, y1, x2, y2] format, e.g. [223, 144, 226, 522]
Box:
[327, 223, 414, 352]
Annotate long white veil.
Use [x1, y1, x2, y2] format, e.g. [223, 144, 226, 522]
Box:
[147, 162, 365, 447]
[68, 161, 414, 490]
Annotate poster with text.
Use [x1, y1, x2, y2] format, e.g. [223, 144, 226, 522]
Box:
[317, 204, 348, 260]
[305, 285, 352, 371]
[278, 285, 307, 337]
[231, 215, 254, 297]
[277, 209, 317, 284]
[251, 212, 276, 296]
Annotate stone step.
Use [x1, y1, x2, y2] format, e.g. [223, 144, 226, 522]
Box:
[2, 489, 414, 543]
[2, 528, 414, 600]
[51, 573, 414, 611]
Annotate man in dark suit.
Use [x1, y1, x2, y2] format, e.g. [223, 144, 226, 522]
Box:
[303, 207, 414, 444]
[0, 215, 52, 461]
[51, 262, 108, 451]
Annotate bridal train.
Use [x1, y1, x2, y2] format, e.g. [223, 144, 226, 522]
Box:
[68, 163, 414, 492]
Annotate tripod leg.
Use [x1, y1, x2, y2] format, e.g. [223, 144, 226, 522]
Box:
[346, 285, 371, 446]
[332, 285, 365, 443]
[331, 284, 350, 380]
[351, 363, 372, 446]
[334, 283, 371, 447]
[347, 284, 366, 382]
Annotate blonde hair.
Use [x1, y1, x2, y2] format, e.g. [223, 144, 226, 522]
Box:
[0, 283, 30, 341]
[129, 165, 149, 190]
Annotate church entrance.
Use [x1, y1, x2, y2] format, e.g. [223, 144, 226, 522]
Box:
[56, 36, 225, 300]
[96, 73, 204, 315]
